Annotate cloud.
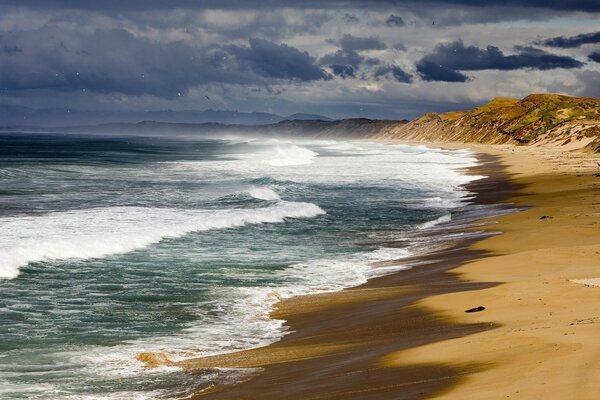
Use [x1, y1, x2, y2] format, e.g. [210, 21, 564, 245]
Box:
[0, 27, 234, 97]
[417, 63, 469, 82]
[330, 65, 356, 78]
[590, 52, 600, 63]
[339, 34, 387, 52]
[374, 65, 413, 83]
[540, 31, 600, 48]
[575, 70, 600, 97]
[320, 34, 387, 77]
[342, 13, 359, 22]
[2, 45, 22, 54]
[227, 38, 331, 81]
[1, 1, 599, 120]
[2, 0, 599, 12]
[416, 40, 584, 82]
[364, 57, 381, 65]
[320, 49, 363, 69]
[0, 28, 329, 98]
[385, 14, 405, 27]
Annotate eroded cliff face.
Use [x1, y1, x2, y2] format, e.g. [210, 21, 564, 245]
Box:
[378, 94, 600, 152]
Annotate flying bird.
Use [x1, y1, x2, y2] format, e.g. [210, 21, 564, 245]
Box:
[205, 95, 211, 100]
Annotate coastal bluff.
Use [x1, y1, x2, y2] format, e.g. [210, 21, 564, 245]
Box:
[376, 94, 600, 152]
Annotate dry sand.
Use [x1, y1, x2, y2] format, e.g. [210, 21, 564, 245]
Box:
[395, 143, 600, 400]
[167, 143, 600, 399]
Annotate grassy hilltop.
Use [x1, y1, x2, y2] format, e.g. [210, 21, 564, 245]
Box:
[380, 94, 600, 152]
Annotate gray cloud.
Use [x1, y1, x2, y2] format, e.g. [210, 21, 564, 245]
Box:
[576, 70, 600, 97]
[339, 34, 387, 52]
[320, 34, 387, 78]
[590, 52, 600, 63]
[330, 65, 356, 78]
[0, 28, 329, 98]
[342, 13, 359, 22]
[374, 65, 413, 83]
[320, 49, 363, 69]
[385, 14, 405, 27]
[1, 1, 599, 121]
[0, 28, 233, 97]
[2, 0, 599, 11]
[1, 45, 22, 55]
[227, 38, 331, 81]
[417, 40, 584, 82]
[417, 63, 469, 82]
[540, 31, 600, 48]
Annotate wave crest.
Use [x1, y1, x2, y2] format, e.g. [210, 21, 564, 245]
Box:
[266, 145, 317, 166]
[0, 202, 325, 279]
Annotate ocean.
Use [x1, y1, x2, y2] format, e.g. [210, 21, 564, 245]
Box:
[0, 132, 492, 399]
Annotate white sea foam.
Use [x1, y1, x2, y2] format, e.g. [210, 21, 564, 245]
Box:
[418, 213, 452, 229]
[246, 186, 281, 201]
[60, 244, 413, 395]
[265, 144, 318, 166]
[167, 141, 483, 195]
[0, 202, 325, 279]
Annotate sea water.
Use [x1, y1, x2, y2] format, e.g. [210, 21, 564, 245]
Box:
[0, 133, 490, 399]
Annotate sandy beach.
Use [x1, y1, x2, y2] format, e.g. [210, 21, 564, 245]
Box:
[171, 143, 600, 399]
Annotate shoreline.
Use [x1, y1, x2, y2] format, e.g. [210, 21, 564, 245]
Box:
[179, 142, 600, 399]
[179, 145, 539, 399]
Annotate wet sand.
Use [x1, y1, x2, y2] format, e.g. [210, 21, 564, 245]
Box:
[179, 144, 600, 399]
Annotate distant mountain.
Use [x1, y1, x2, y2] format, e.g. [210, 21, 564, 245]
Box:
[284, 113, 332, 121]
[51, 118, 399, 139]
[0, 104, 331, 127]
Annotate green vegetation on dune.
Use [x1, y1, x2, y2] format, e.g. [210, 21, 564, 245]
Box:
[454, 94, 600, 143]
[386, 93, 600, 151]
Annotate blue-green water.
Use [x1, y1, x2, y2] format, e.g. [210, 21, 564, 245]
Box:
[0, 133, 484, 399]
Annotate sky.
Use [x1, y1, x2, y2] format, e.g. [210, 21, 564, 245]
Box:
[1, 0, 599, 120]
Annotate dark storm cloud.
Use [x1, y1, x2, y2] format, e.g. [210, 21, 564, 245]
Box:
[364, 58, 381, 66]
[320, 50, 363, 69]
[343, 13, 359, 22]
[0, 28, 329, 97]
[0, 28, 229, 97]
[2, 0, 600, 120]
[2, 0, 599, 11]
[540, 31, 600, 48]
[385, 14, 405, 27]
[339, 34, 387, 52]
[374, 65, 413, 83]
[590, 52, 600, 63]
[417, 63, 469, 82]
[320, 34, 387, 78]
[227, 38, 331, 81]
[330, 65, 356, 78]
[416, 40, 584, 82]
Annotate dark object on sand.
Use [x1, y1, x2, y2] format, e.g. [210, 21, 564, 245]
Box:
[465, 306, 485, 313]
[539, 215, 553, 220]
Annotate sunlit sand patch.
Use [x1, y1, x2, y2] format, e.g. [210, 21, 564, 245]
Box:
[569, 278, 600, 287]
